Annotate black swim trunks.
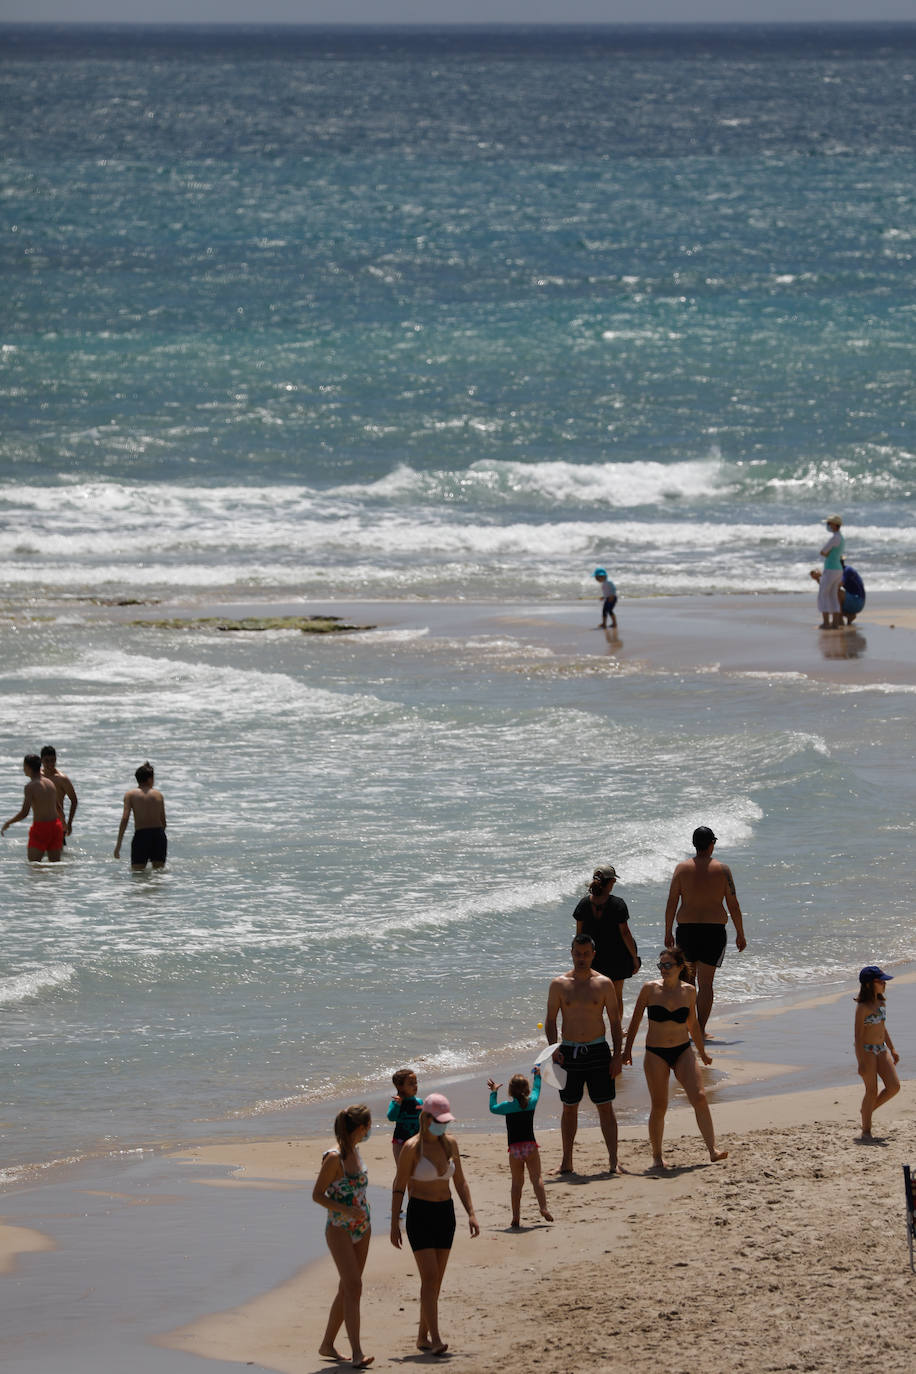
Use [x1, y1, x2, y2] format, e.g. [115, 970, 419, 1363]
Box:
[558, 1038, 616, 1106]
[406, 1196, 456, 1252]
[676, 922, 727, 968]
[131, 826, 168, 867]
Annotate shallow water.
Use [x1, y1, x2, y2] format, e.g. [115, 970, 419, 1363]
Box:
[1, 603, 913, 1171]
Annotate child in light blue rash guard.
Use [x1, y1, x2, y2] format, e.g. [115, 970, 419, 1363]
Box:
[487, 1067, 553, 1228]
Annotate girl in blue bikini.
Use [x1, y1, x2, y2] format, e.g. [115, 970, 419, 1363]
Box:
[312, 1104, 374, 1369]
[624, 946, 727, 1170]
[487, 1067, 554, 1228]
[855, 965, 900, 1139]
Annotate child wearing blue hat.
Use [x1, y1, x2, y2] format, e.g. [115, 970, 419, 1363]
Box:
[854, 965, 900, 1139]
[593, 568, 618, 629]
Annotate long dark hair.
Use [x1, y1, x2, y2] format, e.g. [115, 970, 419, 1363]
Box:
[334, 1104, 371, 1155]
[855, 980, 886, 1006]
[662, 946, 694, 984]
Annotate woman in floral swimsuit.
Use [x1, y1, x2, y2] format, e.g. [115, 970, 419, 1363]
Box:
[312, 1104, 374, 1369]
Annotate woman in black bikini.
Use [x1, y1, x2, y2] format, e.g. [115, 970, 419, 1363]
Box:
[623, 946, 728, 1170]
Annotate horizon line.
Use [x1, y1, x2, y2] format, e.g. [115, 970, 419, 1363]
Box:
[3, 18, 916, 29]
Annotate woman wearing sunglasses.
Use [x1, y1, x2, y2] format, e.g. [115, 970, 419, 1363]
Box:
[623, 946, 728, 1170]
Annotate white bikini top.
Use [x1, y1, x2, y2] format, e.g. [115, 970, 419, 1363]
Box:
[412, 1146, 456, 1181]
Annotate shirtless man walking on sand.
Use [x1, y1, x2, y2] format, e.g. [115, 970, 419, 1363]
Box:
[545, 933, 623, 1175]
[41, 745, 78, 845]
[2, 754, 64, 861]
[114, 761, 168, 870]
[664, 826, 746, 1032]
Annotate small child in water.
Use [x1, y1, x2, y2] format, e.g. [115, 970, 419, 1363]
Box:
[854, 965, 900, 1139]
[387, 1067, 423, 1161]
[593, 567, 618, 629]
[487, 1067, 553, 1227]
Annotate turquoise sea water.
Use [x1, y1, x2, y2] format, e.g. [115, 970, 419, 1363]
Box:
[1, 25, 914, 1175]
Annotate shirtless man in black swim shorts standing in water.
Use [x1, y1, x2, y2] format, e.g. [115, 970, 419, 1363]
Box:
[664, 826, 746, 1032]
[545, 933, 623, 1175]
[114, 761, 168, 870]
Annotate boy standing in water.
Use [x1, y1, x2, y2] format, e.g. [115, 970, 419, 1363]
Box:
[593, 567, 618, 629]
[2, 754, 65, 861]
[41, 744, 78, 844]
[114, 761, 168, 870]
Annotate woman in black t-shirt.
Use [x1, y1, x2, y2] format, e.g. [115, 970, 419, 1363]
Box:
[573, 865, 641, 1016]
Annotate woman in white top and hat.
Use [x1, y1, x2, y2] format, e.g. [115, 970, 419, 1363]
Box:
[390, 1092, 479, 1356]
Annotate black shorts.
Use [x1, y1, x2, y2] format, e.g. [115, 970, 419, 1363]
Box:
[676, 923, 727, 968]
[131, 827, 168, 867]
[558, 1039, 616, 1106]
[406, 1196, 456, 1252]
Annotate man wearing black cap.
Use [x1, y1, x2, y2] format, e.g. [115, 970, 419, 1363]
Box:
[664, 826, 746, 1032]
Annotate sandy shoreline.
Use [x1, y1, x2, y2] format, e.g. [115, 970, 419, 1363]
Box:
[2, 986, 911, 1373]
[161, 1081, 914, 1374]
[92, 587, 916, 687]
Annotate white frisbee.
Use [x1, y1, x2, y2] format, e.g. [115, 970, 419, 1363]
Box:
[534, 1041, 566, 1090]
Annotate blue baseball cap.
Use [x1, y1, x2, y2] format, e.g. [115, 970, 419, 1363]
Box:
[859, 965, 893, 983]
[593, 567, 607, 578]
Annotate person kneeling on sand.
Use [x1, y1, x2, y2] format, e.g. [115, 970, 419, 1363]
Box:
[544, 933, 623, 1175]
[623, 946, 727, 1170]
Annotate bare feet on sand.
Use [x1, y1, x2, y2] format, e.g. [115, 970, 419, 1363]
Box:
[709, 1149, 729, 1162]
[319, 1346, 343, 1361]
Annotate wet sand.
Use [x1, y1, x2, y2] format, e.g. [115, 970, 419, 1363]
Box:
[101, 587, 916, 686]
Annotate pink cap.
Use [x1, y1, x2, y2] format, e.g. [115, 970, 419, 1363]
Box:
[420, 1092, 455, 1123]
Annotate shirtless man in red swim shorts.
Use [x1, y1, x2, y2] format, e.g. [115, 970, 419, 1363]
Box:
[41, 744, 79, 844]
[1, 754, 65, 861]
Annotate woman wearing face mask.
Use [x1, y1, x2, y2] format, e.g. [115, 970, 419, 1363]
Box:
[390, 1093, 479, 1357]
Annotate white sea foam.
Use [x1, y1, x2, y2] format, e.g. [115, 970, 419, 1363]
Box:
[0, 963, 75, 1006]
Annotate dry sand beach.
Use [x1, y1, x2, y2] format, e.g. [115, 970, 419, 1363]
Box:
[163, 1083, 914, 1374]
[2, 977, 912, 1374]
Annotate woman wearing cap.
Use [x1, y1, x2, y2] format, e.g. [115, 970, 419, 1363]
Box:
[817, 515, 845, 630]
[855, 965, 900, 1139]
[390, 1092, 479, 1357]
[574, 866, 641, 1016]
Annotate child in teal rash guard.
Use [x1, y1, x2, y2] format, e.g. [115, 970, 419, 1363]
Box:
[388, 1067, 423, 1161]
[487, 1067, 554, 1228]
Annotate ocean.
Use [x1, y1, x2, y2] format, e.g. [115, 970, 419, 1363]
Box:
[1, 24, 915, 1178]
